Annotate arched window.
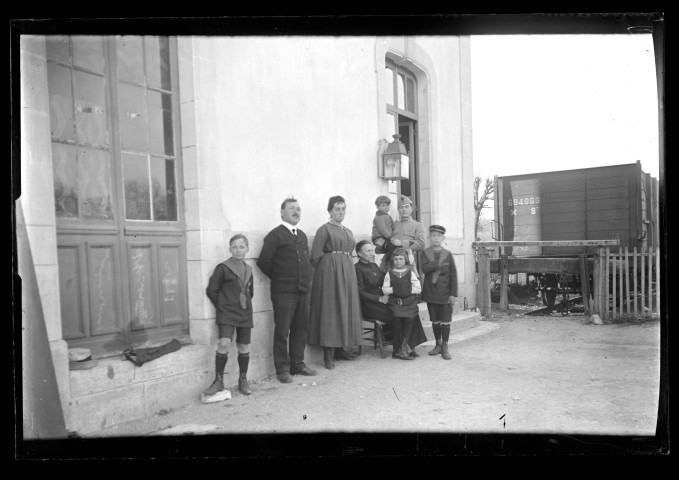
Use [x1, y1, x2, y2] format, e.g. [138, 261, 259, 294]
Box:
[385, 59, 419, 217]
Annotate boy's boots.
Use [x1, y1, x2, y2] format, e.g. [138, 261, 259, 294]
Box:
[238, 373, 252, 395]
[429, 339, 442, 356]
[441, 341, 451, 360]
[204, 373, 225, 396]
[204, 351, 228, 396]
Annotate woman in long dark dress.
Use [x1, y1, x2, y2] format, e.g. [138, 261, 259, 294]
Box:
[354, 240, 427, 358]
[308, 196, 363, 370]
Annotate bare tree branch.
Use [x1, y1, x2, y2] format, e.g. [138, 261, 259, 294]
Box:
[474, 176, 495, 240]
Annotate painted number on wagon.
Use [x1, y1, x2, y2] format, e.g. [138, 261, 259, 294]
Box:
[508, 196, 540, 206]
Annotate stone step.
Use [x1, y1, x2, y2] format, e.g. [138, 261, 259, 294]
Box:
[417, 303, 482, 341]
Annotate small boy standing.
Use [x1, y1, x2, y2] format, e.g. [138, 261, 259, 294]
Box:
[421, 225, 458, 360]
[204, 234, 255, 397]
[382, 248, 422, 360]
[372, 195, 396, 268]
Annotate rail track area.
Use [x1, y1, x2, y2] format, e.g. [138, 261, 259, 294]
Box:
[527, 273, 585, 316]
[491, 275, 587, 316]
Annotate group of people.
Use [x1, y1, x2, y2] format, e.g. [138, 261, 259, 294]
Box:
[203, 194, 458, 397]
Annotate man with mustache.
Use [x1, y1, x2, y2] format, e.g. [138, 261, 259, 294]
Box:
[257, 197, 318, 383]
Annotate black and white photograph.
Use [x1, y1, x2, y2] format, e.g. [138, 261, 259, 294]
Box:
[12, 13, 667, 459]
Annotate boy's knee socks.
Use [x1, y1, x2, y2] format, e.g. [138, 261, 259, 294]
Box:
[215, 352, 229, 376]
[238, 352, 249, 374]
[432, 322, 442, 341]
[441, 324, 451, 343]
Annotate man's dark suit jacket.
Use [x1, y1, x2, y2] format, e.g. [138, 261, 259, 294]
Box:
[257, 225, 313, 294]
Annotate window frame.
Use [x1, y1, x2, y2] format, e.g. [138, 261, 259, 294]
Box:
[47, 35, 189, 356]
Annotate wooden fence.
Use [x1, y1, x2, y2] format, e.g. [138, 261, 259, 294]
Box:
[593, 247, 661, 319]
[474, 241, 661, 319]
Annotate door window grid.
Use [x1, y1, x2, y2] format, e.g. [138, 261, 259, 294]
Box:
[47, 36, 114, 221]
[46, 35, 187, 354]
[116, 36, 177, 222]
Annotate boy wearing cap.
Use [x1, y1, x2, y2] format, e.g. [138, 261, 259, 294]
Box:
[372, 195, 396, 267]
[421, 225, 458, 360]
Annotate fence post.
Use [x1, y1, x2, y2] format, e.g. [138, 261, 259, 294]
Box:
[615, 251, 625, 317]
[639, 247, 646, 317]
[593, 249, 600, 315]
[476, 247, 491, 317]
[604, 248, 610, 319]
[579, 254, 591, 316]
[624, 247, 632, 315]
[500, 254, 509, 311]
[655, 247, 660, 316]
[633, 247, 638, 316]
[599, 247, 605, 315]
[647, 247, 652, 317]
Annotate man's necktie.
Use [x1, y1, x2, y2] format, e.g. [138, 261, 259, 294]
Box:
[292, 228, 297, 235]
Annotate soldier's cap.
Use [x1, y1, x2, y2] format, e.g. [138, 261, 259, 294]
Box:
[399, 195, 413, 206]
[429, 225, 446, 234]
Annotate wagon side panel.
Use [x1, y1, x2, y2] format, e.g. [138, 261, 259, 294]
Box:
[585, 164, 632, 253]
[500, 177, 542, 256]
[541, 170, 586, 256]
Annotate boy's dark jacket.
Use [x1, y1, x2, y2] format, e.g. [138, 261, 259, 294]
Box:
[257, 225, 313, 294]
[205, 260, 254, 327]
[421, 247, 458, 303]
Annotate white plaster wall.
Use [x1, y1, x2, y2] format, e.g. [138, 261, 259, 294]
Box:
[182, 36, 394, 360]
[212, 36, 386, 237]
[185, 35, 477, 322]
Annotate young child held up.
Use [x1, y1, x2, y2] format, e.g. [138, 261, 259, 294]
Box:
[372, 195, 396, 266]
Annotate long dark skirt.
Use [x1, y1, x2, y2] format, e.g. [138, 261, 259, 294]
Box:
[360, 301, 427, 348]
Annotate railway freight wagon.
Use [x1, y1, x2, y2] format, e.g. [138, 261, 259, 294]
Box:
[494, 161, 659, 256]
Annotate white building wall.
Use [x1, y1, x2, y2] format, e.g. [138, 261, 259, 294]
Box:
[19, 35, 72, 426]
[19, 35, 476, 435]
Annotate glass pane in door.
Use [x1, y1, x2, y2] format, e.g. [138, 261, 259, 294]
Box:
[118, 82, 149, 152]
[72, 36, 105, 74]
[145, 36, 172, 91]
[122, 152, 151, 220]
[78, 147, 113, 220]
[52, 142, 79, 218]
[46, 35, 71, 65]
[47, 63, 76, 141]
[116, 36, 145, 85]
[74, 70, 108, 146]
[148, 91, 174, 156]
[150, 156, 177, 221]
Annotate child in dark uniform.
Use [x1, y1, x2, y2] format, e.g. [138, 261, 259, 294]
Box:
[382, 248, 422, 360]
[372, 195, 396, 269]
[421, 225, 458, 360]
[204, 234, 255, 397]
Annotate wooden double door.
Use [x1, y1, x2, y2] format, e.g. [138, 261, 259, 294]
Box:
[47, 35, 188, 355]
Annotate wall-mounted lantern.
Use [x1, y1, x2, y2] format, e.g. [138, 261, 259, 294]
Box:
[382, 134, 410, 180]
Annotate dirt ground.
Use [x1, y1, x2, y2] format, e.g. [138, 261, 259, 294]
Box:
[89, 309, 661, 450]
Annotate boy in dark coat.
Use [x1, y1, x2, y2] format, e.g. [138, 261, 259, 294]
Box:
[204, 234, 255, 396]
[421, 225, 458, 360]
